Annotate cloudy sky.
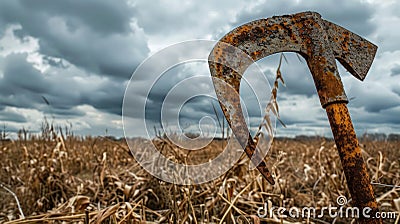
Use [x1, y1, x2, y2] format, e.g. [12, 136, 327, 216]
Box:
[0, 0, 399, 138]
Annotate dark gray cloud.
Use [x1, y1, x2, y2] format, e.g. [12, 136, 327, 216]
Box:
[42, 56, 68, 69]
[0, 0, 149, 79]
[258, 53, 316, 97]
[177, 96, 224, 129]
[21, 0, 133, 34]
[0, 53, 49, 109]
[232, 0, 376, 38]
[44, 77, 125, 116]
[40, 107, 86, 118]
[0, 0, 398, 137]
[80, 80, 126, 115]
[352, 106, 400, 125]
[390, 64, 400, 76]
[348, 81, 400, 113]
[2, 53, 49, 93]
[132, 0, 245, 38]
[136, 62, 268, 135]
[0, 109, 26, 123]
[393, 84, 400, 97]
[0, 53, 125, 117]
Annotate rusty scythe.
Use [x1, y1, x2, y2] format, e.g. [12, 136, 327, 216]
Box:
[209, 12, 381, 223]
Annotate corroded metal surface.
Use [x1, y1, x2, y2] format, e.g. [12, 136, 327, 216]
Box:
[209, 11, 377, 108]
[209, 11, 380, 223]
[326, 103, 380, 223]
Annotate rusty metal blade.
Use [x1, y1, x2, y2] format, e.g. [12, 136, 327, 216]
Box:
[208, 11, 377, 185]
[324, 21, 378, 81]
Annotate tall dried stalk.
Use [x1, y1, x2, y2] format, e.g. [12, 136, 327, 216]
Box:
[255, 53, 287, 145]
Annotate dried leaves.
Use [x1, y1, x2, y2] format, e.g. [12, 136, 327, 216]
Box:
[256, 53, 287, 143]
[0, 134, 399, 223]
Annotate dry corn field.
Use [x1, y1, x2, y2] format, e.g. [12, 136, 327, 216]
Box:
[0, 132, 399, 223]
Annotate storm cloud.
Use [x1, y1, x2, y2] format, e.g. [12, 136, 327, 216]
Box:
[0, 0, 149, 79]
[0, 0, 399, 137]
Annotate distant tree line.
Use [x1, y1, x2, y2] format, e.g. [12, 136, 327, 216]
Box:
[360, 133, 400, 141]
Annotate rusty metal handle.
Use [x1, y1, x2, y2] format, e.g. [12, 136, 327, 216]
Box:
[326, 103, 381, 223]
[209, 11, 382, 223]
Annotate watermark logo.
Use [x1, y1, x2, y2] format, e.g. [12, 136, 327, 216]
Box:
[122, 40, 275, 185]
[257, 195, 397, 220]
[336, 195, 347, 206]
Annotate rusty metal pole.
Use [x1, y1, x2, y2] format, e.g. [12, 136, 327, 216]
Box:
[307, 46, 381, 222]
[326, 103, 380, 223]
[209, 11, 381, 223]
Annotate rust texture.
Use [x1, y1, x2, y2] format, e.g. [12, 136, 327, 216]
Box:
[326, 103, 380, 223]
[209, 11, 381, 223]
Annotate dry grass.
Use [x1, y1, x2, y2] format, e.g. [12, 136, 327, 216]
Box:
[0, 128, 399, 223]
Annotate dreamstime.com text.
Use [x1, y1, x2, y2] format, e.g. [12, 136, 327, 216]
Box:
[257, 196, 397, 220]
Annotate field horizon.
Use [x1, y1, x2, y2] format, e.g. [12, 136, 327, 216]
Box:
[1, 128, 398, 223]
